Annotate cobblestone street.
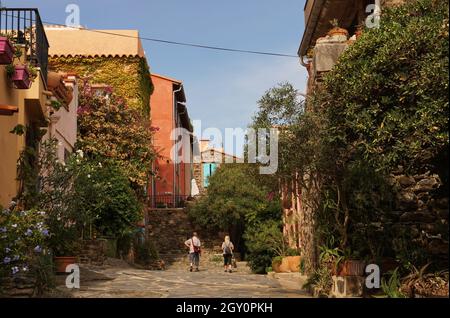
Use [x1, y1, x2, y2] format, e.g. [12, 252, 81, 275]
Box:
[55, 258, 310, 298]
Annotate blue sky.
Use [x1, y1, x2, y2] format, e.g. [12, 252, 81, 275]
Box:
[3, 0, 307, 154]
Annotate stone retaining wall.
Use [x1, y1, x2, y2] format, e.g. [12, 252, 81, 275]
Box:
[389, 171, 449, 264]
[0, 273, 36, 298]
[79, 239, 108, 266]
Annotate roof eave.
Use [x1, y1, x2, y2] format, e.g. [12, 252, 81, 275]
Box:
[298, 0, 326, 57]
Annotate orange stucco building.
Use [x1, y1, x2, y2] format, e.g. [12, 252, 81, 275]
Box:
[150, 74, 194, 208]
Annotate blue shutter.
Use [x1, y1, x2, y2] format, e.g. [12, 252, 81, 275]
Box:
[203, 164, 211, 187]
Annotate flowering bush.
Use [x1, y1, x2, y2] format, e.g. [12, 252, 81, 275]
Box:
[77, 80, 156, 196]
[0, 202, 49, 281]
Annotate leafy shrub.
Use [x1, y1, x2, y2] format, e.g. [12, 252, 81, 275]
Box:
[83, 164, 142, 238]
[244, 220, 284, 274]
[323, 0, 449, 174]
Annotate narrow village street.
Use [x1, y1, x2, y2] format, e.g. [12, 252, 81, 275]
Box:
[1, 0, 448, 303]
[55, 258, 310, 298]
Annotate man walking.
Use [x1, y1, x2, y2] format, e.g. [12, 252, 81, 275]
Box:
[185, 232, 201, 272]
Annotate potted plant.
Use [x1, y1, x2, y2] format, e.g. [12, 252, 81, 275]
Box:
[327, 19, 349, 38]
[51, 237, 79, 274]
[0, 35, 15, 65]
[47, 215, 80, 273]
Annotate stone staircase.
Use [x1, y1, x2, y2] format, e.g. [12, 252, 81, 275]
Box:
[145, 208, 243, 271]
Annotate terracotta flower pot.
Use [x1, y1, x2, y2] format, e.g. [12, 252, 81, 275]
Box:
[286, 256, 301, 272]
[327, 27, 349, 37]
[272, 261, 282, 273]
[54, 256, 78, 273]
[12, 65, 31, 89]
[0, 37, 15, 65]
[337, 260, 366, 276]
[272, 256, 301, 273]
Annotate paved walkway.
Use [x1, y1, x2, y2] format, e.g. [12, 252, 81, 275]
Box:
[56, 259, 311, 298]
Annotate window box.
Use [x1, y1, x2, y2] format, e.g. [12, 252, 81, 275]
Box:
[12, 64, 31, 89]
[0, 36, 15, 65]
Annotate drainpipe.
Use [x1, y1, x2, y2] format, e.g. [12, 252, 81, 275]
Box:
[300, 55, 310, 68]
[173, 85, 183, 207]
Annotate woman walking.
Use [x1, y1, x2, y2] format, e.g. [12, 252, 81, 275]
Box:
[185, 232, 201, 272]
[222, 236, 234, 273]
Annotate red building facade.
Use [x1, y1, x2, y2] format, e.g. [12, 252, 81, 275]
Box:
[150, 74, 194, 208]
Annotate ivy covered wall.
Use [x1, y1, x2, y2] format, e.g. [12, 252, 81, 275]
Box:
[49, 56, 153, 116]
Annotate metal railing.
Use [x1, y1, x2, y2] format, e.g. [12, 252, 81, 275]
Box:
[149, 195, 190, 209]
[0, 8, 49, 86]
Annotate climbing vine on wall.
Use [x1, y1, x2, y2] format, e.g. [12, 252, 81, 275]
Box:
[49, 56, 153, 116]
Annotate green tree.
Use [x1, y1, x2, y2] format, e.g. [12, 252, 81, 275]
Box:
[188, 164, 281, 252]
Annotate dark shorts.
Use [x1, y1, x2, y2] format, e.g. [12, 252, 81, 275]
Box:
[189, 252, 200, 266]
[223, 254, 233, 266]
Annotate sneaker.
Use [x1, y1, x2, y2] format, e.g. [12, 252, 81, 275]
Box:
[190, 267, 193, 272]
[195, 268, 199, 272]
[228, 270, 232, 273]
[224, 270, 227, 272]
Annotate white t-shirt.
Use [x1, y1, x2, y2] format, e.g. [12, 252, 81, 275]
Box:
[185, 236, 201, 253]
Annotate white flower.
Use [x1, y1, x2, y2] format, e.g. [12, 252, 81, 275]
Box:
[65, 168, 69, 172]
[87, 174, 91, 179]
[98, 162, 102, 168]
[76, 159, 80, 164]
[76, 150, 84, 158]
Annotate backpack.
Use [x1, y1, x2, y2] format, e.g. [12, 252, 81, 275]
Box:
[224, 242, 232, 255]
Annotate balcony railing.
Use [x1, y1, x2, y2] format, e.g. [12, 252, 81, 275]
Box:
[0, 8, 49, 86]
[149, 195, 190, 209]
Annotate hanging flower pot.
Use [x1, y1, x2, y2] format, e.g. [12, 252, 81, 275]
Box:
[12, 64, 31, 89]
[0, 36, 15, 65]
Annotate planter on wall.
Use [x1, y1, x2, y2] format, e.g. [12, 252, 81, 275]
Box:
[327, 27, 349, 37]
[54, 256, 78, 273]
[12, 65, 31, 89]
[0, 37, 15, 65]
